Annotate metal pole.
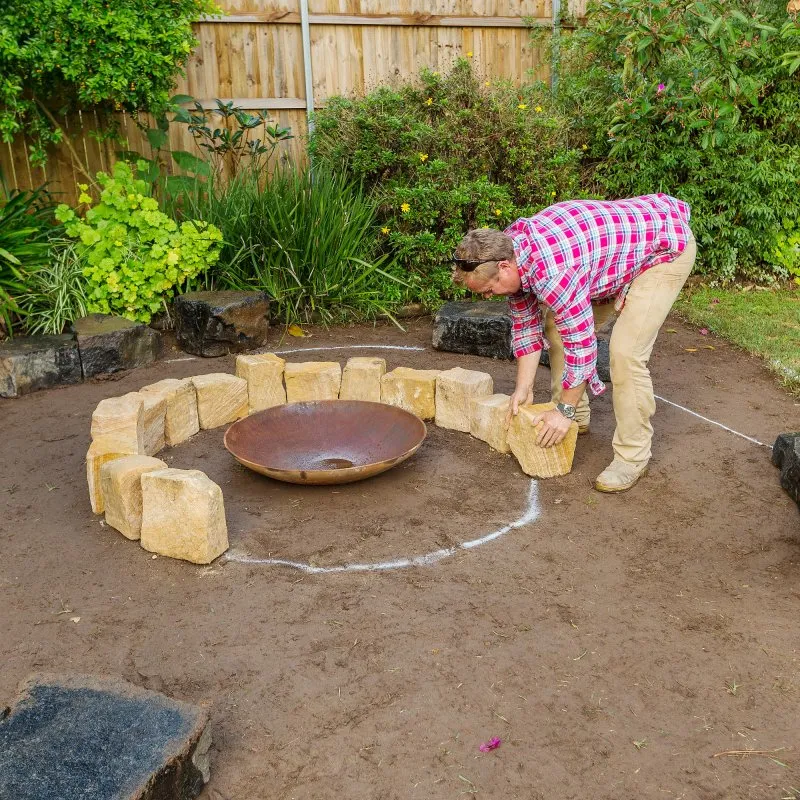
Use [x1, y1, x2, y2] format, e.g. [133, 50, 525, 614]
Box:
[551, 0, 561, 96]
[299, 0, 315, 136]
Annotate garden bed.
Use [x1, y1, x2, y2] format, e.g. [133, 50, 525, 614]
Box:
[1, 317, 798, 800]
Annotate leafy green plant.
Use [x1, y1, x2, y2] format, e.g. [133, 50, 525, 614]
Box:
[0, 186, 58, 334]
[181, 164, 405, 325]
[0, 0, 220, 177]
[555, 0, 800, 282]
[19, 240, 89, 334]
[771, 218, 800, 285]
[310, 59, 588, 308]
[55, 160, 223, 323]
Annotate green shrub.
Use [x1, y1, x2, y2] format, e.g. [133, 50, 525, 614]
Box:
[19, 240, 89, 335]
[0, 186, 58, 334]
[0, 0, 219, 170]
[310, 59, 588, 308]
[56, 161, 222, 323]
[556, 0, 800, 282]
[181, 164, 404, 325]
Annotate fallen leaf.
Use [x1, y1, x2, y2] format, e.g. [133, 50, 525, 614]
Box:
[703, 345, 715, 350]
[684, 348, 698, 352]
[665, 329, 677, 333]
[70, 616, 81, 623]
[287, 324, 307, 337]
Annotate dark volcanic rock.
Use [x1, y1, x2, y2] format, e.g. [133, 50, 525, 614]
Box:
[772, 432, 800, 509]
[0, 673, 211, 800]
[73, 314, 160, 379]
[432, 300, 612, 381]
[0, 334, 81, 398]
[174, 291, 270, 357]
[432, 301, 513, 360]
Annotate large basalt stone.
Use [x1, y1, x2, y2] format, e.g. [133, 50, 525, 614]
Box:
[0, 673, 211, 800]
[174, 291, 270, 357]
[772, 432, 800, 509]
[539, 338, 612, 384]
[73, 314, 160, 379]
[432, 301, 513, 360]
[0, 335, 81, 397]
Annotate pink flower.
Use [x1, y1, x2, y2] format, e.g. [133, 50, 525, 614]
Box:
[699, 328, 709, 335]
[657, 83, 666, 93]
[711, 298, 720, 305]
[479, 737, 501, 752]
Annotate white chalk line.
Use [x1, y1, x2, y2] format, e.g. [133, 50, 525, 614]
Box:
[222, 342, 773, 574]
[654, 395, 772, 449]
[224, 481, 540, 574]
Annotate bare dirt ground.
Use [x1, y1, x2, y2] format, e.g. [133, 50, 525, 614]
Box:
[1, 317, 799, 800]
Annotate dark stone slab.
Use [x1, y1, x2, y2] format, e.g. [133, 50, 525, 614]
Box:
[772, 433, 800, 509]
[73, 314, 160, 379]
[432, 300, 612, 381]
[540, 337, 612, 384]
[432, 301, 513, 360]
[0, 335, 82, 398]
[0, 674, 211, 800]
[174, 291, 270, 358]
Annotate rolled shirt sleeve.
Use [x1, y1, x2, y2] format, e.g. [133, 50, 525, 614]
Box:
[508, 291, 544, 358]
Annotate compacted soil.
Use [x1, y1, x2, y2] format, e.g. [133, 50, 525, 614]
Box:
[1, 317, 799, 800]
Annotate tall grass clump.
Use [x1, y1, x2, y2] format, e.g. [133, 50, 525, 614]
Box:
[180, 164, 405, 325]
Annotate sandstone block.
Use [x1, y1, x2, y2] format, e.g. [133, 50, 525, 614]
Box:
[140, 469, 229, 564]
[235, 353, 286, 412]
[86, 441, 128, 514]
[381, 367, 441, 419]
[101, 455, 168, 540]
[90, 392, 145, 454]
[507, 402, 578, 478]
[139, 378, 199, 446]
[131, 391, 167, 456]
[191, 373, 248, 429]
[435, 367, 493, 432]
[340, 357, 386, 402]
[470, 393, 512, 453]
[284, 361, 342, 403]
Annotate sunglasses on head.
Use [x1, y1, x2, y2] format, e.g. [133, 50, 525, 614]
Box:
[451, 253, 485, 272]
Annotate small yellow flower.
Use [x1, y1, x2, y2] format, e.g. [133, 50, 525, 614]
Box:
[381, 226, 390, 235]
[425, 97, 433, 106]
[484, 81, 491, 87]
[518, 103, 527, 110]
[582, 144, 588, 150]
[466, 51, 473, 58]
[551, 191, 557, 197]
[535, 105, 543, 113]
[418, 152, 429, 162]
[401, 202, 411, 213]
[494, 208, 502, 216]
[432, 71, 440, 77]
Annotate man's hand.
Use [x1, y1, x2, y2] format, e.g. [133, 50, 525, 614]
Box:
[506, 386, 533, 425]
[531, 408, 572, 447]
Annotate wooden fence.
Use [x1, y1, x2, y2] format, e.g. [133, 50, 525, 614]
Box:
[1, 0, 588, 205]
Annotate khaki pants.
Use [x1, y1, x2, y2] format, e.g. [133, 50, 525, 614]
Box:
[545, 234, 697, 466]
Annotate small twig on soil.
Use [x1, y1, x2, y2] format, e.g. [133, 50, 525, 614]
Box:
[457, 774, 478, 795]
[712, 748, 787, 759]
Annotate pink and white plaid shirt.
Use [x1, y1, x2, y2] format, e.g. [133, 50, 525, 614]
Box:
[504, 193, 691, 395]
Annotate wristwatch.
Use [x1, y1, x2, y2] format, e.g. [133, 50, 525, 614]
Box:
[556, 402, 577, 420]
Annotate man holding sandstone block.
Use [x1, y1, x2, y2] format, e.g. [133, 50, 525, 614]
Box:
[451, 194, 695, 493]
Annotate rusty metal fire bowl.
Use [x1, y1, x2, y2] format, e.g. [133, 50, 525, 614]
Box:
[223, 400, 427, 485]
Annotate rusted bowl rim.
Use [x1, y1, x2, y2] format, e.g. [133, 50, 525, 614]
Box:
[222, 400, 428, 485]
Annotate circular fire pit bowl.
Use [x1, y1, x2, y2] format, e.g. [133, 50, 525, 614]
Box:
[223, 400, 427, 485]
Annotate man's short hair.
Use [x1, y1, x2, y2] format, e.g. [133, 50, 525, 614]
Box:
[452, 228, 515, 285]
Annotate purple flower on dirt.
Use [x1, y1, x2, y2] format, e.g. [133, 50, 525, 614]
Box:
[657, 83, 666, 93]
[479, 737, 501, 752]
[699, 328, 709, 335]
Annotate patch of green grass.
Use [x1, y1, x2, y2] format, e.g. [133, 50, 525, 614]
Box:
[674, 286, 800, 395]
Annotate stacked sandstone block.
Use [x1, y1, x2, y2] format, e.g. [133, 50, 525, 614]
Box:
[85, 353, 579, 565]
